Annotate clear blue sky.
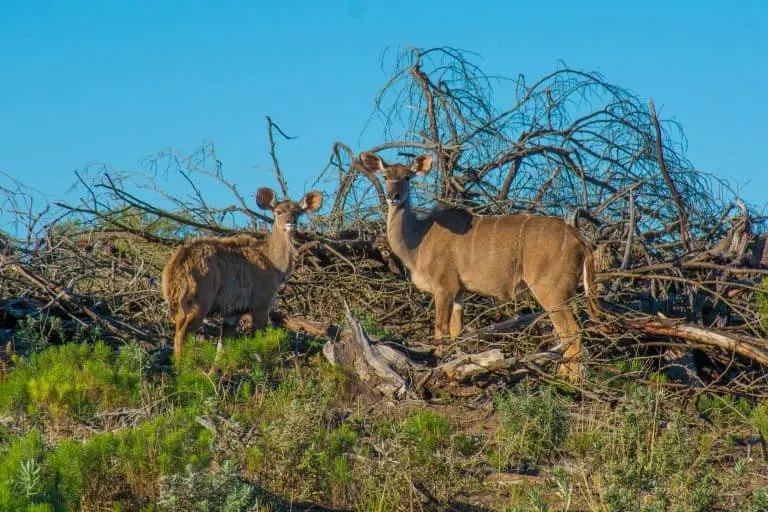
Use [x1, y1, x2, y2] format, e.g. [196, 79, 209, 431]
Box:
[2, 0, 767, 223]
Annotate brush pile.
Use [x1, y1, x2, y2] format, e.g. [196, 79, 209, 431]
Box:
[1, 47, 767, 398]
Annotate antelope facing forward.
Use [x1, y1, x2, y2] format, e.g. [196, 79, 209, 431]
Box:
[360, 151, 597, 377]
[162, 187, 323, 362]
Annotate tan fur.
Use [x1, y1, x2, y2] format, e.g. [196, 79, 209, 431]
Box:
[161, 188, 322, 362]
[361, 152, 598, 378]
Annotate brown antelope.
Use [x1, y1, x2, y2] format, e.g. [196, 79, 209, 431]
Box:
[161, 187, 323, 363]
[360, 151, 598, 377]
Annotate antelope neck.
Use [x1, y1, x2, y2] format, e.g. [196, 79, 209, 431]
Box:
[386, 199, 425, 267]
[265, 227, 298, 276]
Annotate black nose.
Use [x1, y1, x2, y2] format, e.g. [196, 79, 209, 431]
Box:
[389, 193, 400, 201]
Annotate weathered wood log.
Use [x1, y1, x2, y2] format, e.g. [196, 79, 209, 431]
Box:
[319, 306, 536, 399]
[624, 315, 768, 366]
[321, 304, 416, 399]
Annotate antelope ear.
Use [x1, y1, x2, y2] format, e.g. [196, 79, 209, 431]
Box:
[256, 187, 278, 210]
[359, 152, 386, 174]
[299, 190, 323, 212]
[411, 154, 433, 176]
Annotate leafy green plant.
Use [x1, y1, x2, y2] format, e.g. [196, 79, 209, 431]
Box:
[174, 328, 290, 405]
[116, 408, 214, 499]
[13, 316, 63, 355]
[400, 410, 452, 465]
[492, 385, 571, 469]
[45, 432, 122, 509]
[757, 277, 768, 335]
[748, 487, 768, 512]
[157, 460, 259, 512]
[0, 341, 143, 423]
[0, 430, 48, 511]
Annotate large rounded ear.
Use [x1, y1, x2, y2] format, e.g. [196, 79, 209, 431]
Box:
[411, 154, 433, 176]
[299, 190, 323, 212]
[359, 152, 386, 174]
[256, 187, 278, 210]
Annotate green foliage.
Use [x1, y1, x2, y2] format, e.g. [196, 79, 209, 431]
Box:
[492, 385, 571, 469]
[0, 342, 143, 423]
[13, 316, 63, 355]
[174, 329, 290, 405]
[696, 392, 752, 427]
[0, 430, 48, 511]
[46, 432, 120, 509]
[157, 460, 259, 512]
[748, 487, 768, 512]
[757, 277, 768, 335]
[242, 369, 357, 504]
[400, 410, 453, 465]
[116, 408, 214, 497]
[598, 387, 719, 512]
[354, 310, 396, 340]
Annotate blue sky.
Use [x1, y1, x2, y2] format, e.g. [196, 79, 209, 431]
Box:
[1, 0, 767, 225]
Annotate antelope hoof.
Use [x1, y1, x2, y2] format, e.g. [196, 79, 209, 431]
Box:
[557, 362, 583, 382]
[433, 340, 460, 360]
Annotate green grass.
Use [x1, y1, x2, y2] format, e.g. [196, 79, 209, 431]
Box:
[0, 341, 144, 424]
[491, 385, 571, 469]
[0, 327, 765, 511]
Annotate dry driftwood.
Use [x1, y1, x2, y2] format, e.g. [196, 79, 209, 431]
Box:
[322, 304, 415, 399]
[321, 307, 549, 399]
[624, 314, 768, 366]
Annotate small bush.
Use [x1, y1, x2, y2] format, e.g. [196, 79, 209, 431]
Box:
[13, 316, 63, 355]
[400, 410, 453, 465]
[116, 408, 214, 499]
[757, 277, 768, 335]
[0, 342, 143, 423]
[174, 329, 290, 405]
[748, 487, 768, 512]
[492, 385, 571, 469]
[0, 430, 48, 511]
[46, 432, 121, 509]
[157, 460, 259, 512]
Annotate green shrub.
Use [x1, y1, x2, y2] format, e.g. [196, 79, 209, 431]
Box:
[45, 432, 123, 510]
[757, 277, 768, 335]
[598, 387, 720, 512]
[748, 487, 768, 512]
[177, 328, 288, 377]
[241, 369, 357, 504]
[0, 342, 143, 423]
[116, 408, 214, 499]
[157, 460, 258, 512]
[0, 430, 48, 511]
[174, 329, 290, 405]
[492, 385, 571, 469]
[13, 316, 62, 355]
[400, 410, 453, 465]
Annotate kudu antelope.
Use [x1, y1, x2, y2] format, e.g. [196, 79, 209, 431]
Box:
[360, 151, 598, 377]
[162, 187, 323, 363]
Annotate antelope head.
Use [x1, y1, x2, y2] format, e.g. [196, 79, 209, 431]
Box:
[256, 187, 324, 233]
[360, 152, 433, 209]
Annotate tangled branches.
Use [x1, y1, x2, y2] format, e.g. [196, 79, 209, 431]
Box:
[1, 46, 767, 398]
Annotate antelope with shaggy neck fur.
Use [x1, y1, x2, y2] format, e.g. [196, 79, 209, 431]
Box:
[162, 187, 323, 363]
[361, 151, 597, 377]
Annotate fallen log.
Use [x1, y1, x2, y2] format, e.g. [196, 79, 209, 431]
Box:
[319, 306, 542, 399]
[322, 303, 417, 400]
[624, 315, 768, 366]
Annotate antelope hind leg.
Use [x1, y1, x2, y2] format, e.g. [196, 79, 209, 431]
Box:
[548, 308, 582, 380]
[449, 293, 464, 338]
